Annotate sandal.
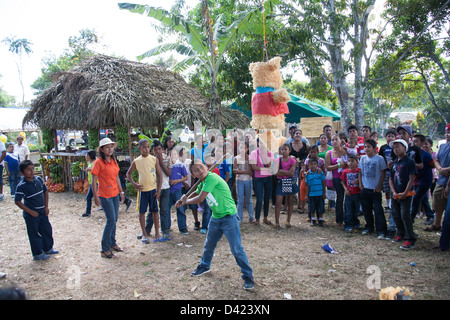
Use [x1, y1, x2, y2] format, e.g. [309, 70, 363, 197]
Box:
[424, 225, 441, 232]
[101, 251, 116, 259]
[111, 246, 123, 252]
[274, 223, 281, 229]
[263, 219, 273, 226]
[285, 222, 292, 228]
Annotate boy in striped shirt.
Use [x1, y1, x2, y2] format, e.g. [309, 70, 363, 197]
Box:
[14, 160, 59, 261]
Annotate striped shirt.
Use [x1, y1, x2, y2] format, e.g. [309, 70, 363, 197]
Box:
[15, 176, 48, 213]
[305, 170, 325, 197]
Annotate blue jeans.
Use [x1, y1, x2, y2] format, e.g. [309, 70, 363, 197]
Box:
[253, 176, 273, 220]
[99, 195, 120, 252]
[23, 210, 54, 257]
[360, 189, 387, 235]
[201, 199, 212, 230]
[170, 189, 187, 232]
[237, 180, 254, 222]
[146, 188, 170, 235]
[85, 185, 93, 215]
[332, 178, 345, 224]
[199, 214, 253, 279]
[344, 193, 361, 228]
[8, 170, 21, 195]
[411, 184, 434, 221]
[439, 196, 450, 251]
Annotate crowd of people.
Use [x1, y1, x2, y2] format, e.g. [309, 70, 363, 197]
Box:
[2, 122, 450, 290]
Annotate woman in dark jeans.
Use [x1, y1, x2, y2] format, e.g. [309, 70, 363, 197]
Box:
[325, 134, 348, 225]
[250, 139, 274, 225]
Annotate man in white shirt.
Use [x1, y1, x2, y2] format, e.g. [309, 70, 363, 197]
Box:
[14, 135, 30, 162]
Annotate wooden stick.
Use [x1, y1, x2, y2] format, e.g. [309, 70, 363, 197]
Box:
[184, 153, 229, 197]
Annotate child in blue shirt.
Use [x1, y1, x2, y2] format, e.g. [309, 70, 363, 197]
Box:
[14, 160, 59, 261]
[168, 147, 189, 234]
[3, 143, 21, 197]
[305, 158, 326, 226]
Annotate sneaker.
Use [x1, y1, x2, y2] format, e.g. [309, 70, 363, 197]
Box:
[243, 276, 255, 290]
[392, 236, 403, 243]
[361, 229, 372, 235]
[200, 228, 207, 234]
[194, 221, 200, 231]
[310, 219, 316, 227]
[44, 248, 59, 255]
[400, 240, 415, 250]
[82, 213, 91, 217]
[0, 194, 4, 201]
[385, 230, 396, 240]
[344, 227, 353, 233]
[125, 199, 133, 212]
[180, 229, 190, 235]
[377, 234, 386, 240]
[33, 253, 51, 261]
[141, 238, 150, 244]
[191, 266, 210, 277]
[163, 232, 173, 240]
[137, 233, 143, 240]
[318, 220, 324, 227]
[424, 217, 434, 225]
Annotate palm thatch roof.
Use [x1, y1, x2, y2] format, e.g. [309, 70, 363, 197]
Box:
[23, 55, 250, 130]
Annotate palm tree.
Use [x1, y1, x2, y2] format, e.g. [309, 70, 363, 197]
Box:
[118, 1, 273, 128]
[2, 36, 33, 107]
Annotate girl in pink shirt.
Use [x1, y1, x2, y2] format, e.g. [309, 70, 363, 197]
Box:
[274, 144, 297, 228]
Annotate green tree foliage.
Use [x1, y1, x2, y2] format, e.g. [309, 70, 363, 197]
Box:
[1, 36, 33, 107]
[31, 29, 99, 94]
[372, 0, 450, 123]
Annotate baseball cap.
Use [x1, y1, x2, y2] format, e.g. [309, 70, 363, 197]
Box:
[396, 125, 412, 136]
[289, 124, 298, 129]
[389, 139, 408, 149]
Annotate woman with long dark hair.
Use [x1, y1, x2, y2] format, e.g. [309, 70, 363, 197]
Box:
[91, 138, 125, 258]
[325, 134, 348, 225]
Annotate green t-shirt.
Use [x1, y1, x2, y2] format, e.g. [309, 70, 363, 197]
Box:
[87, 161, 94, 184]
[196, 172, 236, 219]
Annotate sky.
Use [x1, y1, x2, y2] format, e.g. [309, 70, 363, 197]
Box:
[0, 0, 198, 104]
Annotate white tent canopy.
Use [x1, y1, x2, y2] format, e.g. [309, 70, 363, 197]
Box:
[0, 107, 38, 132]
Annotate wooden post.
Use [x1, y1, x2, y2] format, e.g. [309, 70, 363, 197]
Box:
[53, 129, 58, 152]
[128, 126, 134, 161]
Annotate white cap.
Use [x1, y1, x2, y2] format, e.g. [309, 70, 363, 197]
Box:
[389, 139, 408, 149]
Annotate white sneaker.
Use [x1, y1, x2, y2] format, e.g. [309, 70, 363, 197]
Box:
[0, 194, 4, 201]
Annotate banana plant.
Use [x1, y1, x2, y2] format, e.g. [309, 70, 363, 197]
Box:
[118, 1, 276, 128]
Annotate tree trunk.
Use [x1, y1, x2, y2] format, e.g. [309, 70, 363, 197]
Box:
[352, 0, 375, 130]
[330, 51, 351, 131]
[325, 0, 351, 131]
[420, 71, 448, 123]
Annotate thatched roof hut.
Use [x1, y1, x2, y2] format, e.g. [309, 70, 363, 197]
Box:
[23, 55, 250, 130]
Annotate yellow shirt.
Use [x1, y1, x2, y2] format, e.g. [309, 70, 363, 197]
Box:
[134, 154, 157, 192]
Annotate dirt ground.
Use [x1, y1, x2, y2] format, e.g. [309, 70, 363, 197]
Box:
[0, 189, 449, 301]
